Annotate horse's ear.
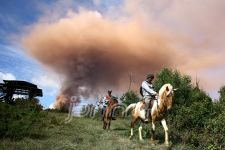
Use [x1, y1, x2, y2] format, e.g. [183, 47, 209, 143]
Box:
[166, 86, 169, 91]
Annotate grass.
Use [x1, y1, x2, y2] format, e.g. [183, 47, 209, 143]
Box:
[0, 112, 193, 150]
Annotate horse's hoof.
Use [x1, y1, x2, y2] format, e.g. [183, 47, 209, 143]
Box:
[150, 141, 156, 146]
[129, 135, 133, 140]
[139, 139, 144, 142]
[150, 140, 158, 146]
[164, 142, 170, 147]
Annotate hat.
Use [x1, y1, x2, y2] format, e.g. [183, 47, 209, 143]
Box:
[147, 73, 154, 79]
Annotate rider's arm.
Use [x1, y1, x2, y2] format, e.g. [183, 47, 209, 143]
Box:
[103, 96, 109, 105]
[142, 81, 157, 95]
[102, 96, 106, 101]
[97, 99, 102, 106]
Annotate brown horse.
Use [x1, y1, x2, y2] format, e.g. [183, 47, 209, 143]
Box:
[103, 97, 118, 130]
[123, 83, 175, 146]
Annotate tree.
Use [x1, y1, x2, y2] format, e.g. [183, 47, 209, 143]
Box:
[152, 68, 217, 148]
[218, 86, 225, 105]
[120, 90, 140, 106]
[154, 68, 193, 105]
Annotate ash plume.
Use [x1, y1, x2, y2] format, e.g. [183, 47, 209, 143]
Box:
[22, 10, 176, 109]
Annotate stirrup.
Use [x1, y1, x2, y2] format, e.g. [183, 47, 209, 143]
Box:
[144, 118, 149, 122]
[112, 117, 116, 120]
[145, 114, 149, 122]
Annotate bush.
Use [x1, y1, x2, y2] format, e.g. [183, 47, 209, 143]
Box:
[0, 102, 45, 139]
[120, 90, 140, 106]
[0, 98, 61, 140]
[218, 86, 225, 105]
[152, 68, 225, 148]
[14, 98, 43, 111]
[154, 68, 195, 106]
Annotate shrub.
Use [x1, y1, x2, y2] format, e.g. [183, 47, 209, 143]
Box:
[152, 68, 224, 148]
[0, 98, 61, 140]
[120, 90, 140, 106]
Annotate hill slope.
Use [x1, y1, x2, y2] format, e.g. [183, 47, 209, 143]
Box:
[0, 112, 192, 150]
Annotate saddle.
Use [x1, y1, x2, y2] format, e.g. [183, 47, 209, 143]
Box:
[140, 99, 154, 110]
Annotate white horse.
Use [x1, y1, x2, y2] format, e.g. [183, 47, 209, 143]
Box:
[123, 83, 175, 146]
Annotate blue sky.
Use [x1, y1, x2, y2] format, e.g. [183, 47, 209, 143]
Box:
[0, 1, 44, 103]
[0, 1, 41, 43]
[0, 0, 71, 107]
[0, 43, 59, 108]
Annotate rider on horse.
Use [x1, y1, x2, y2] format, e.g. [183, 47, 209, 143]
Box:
[100, 90, 116, 120]
[141, 73, 158, 122]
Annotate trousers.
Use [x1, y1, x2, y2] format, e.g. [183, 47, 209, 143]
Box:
[144, 96, 152, 111]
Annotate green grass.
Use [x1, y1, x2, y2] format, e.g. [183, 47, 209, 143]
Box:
[0, 112, 193, 150]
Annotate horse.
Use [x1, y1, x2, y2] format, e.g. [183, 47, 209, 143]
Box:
[123, 83, 175, 146]
[103, 97, 118, 131]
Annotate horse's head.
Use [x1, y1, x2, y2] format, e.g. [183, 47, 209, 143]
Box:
[159, 83, 174, 110]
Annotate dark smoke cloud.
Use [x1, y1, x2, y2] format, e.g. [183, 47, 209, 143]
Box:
[22, 10, 177, 108]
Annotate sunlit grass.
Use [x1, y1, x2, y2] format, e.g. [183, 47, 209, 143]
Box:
[0, 112, 193, 150]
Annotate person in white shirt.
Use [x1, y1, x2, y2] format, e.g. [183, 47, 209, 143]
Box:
[141, 73, 158, 122]
[98, 90, 116, 120]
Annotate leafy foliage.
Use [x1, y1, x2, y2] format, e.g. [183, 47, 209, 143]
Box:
[218, 85, 225, 105]
[120, 90, 140, 106]
[153, 68, 225, 149]
[154, 68, 197, 106]
[0, 98, 61, 140]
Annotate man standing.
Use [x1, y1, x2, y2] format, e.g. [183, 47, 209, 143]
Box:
[141, 73, 158, 122]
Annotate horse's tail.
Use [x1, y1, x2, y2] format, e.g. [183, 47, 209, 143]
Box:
[122, 103, 136, 117]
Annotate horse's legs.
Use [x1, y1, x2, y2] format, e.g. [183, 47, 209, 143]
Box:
[151, 121, 156, 141]
[138, 124, 143, 141]
[129, 117, 137, 139]
[107, 120, 111, 131]
[161, 119, 169, 146]
[130, 128, 134, 139]
[103, 119, 107, 129]
[103, 111, 108, 130]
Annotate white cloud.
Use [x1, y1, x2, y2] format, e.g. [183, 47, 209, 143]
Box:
[31, 72, 62, 96]
[48, 103, 55, 109]
[0, 72, 16, 82]
[32, 73, 61, 89]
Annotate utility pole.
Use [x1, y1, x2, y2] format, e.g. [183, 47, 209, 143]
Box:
[128, 72, 132, 91]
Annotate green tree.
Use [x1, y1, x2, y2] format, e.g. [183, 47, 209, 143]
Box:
[218, 86, 225, 105]
[120, 90, 140, 106]
[154, 68, 193, 106]
[153, 68, 217, 148]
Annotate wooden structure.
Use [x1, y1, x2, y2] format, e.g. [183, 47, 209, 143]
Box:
[0, 80, 42, 103]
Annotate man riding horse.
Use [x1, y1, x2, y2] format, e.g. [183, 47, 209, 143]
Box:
[141, 73, 158, 122]
[101, 90, 118, 130]
[99, 90, 116, 120]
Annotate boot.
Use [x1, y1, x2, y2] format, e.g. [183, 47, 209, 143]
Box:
[101, 108, 105, 121]
[112, 117, 116, 120]
[111, 109, 116, 120]
[144, 109, 150, 122]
